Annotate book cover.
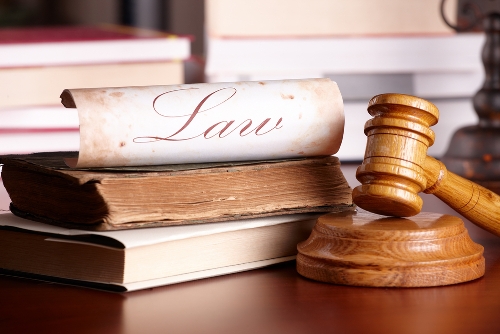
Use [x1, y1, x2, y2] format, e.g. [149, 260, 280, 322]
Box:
[1, 153, 354, 230]
[0, 24, 191, 67]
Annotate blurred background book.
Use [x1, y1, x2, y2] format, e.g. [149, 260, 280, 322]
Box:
[0, 25, 189, 155]
[0, 2, 192, 155]
[205, 0, 481, 161]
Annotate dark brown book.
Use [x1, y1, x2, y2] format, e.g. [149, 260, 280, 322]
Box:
[0, 152, 354, 230]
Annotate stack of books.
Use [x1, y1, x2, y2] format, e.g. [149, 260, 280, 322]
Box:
[0, 24, 191, 155]
[204, 0, 481, 160]
[0, 78, 354, 292]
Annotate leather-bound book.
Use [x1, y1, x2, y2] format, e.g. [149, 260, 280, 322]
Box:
[0, 153, 353, 231]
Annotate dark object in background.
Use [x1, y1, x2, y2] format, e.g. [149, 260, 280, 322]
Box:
[441, 0, 500, 194]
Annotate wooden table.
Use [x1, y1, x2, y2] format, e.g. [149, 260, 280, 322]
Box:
[2, 165, 500, 334]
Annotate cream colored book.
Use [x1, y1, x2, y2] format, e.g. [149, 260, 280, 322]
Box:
[0, 212, 320, 292]
[0, 61, 184, 108]
[206, 0, 457, 37]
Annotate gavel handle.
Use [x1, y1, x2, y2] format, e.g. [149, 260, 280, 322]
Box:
[424, 156, 500, 237]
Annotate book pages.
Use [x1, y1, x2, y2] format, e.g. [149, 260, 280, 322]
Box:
[0, 256, 297, 292]
[60, 78, 344, 167]
[122, 256, 297, 291]
[0, 212, 320, 248]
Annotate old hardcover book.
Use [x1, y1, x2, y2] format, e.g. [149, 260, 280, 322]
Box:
[0, 212, 320, 292]
[0, 152, 353, 230]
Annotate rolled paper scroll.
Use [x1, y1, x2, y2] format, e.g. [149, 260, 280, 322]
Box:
[61, 78, 344, 168]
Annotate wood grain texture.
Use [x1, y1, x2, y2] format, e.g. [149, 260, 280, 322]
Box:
[353, 93, 500, 237]
[297, 210, 484, 287]
[424, 156, 500, 237]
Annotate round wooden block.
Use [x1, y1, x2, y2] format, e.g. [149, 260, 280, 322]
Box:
[297, 210, 485, 287]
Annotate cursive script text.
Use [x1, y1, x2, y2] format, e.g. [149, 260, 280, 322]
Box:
[134, 87, 283, 143]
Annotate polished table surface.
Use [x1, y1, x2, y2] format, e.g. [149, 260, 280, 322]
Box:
[1, 164, 500, 334]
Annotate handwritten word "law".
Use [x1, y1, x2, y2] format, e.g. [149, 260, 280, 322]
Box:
[133, 87, 283, 143]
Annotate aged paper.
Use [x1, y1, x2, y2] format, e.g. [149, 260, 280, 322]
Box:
[61, 78, 344, 167]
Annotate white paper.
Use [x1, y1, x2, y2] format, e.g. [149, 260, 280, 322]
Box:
[61, 78, 344, 167]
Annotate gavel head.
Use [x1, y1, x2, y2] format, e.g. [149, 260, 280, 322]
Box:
[352, 93, 439, 217]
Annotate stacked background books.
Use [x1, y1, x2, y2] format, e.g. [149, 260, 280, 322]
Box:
[0, 24, 190, 155]
[204, 0, 481, 161]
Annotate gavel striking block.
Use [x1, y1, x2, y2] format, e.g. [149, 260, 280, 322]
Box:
[297, 93, 487, 287]
[352, 93, 500, 237]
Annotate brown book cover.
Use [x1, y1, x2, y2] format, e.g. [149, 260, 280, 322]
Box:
[0, 152, 354, 230]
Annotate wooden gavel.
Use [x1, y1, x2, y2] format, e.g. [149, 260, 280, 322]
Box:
[352, 93, 500, 237]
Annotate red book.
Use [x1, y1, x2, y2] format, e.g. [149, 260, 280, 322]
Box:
[0, 24, 191, 68]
